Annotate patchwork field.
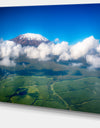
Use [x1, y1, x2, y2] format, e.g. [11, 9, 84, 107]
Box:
[0, 60, 100, 114]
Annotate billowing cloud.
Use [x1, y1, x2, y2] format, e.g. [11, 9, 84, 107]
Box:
[52, 41, 69, 56]
[0, 40, 23, 66]
[24, 43, 51, 61]
[24, 41, 69, 61]
[37, 43, 52, 60]
[86, 55, 100, 68]
[0, 40, 22, 58]
[97, 45, 100, 53]
[24, 46, 39, 59]
[0, 57, 16, 66]
[58, 52, 70, 61]
[70, 36, 99, 59]
[0, 36, 100, 68]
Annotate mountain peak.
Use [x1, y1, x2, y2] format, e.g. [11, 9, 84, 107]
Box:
[10, 33, 50, 47]
[19, 33, 48, 42]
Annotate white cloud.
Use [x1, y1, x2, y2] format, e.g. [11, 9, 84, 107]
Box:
[24, 43, 51, 61]
[24, 41, 69, 61]
[86, 55, 100, 68]
[0, 57, 16, 67]
[70, 36, 99, 59]
[52, 41, 69, 56]
[0, 36, 100, 68]
[0, 40, 22, 66]
[24, 46, 39, 59]
[0, 41, 14, 58]
[0, 40, 22, 58]
[37, 43, 51, 60]
[54, 38, 59, 43]
[97, 45, 100, 53]
[58, 52, 70, 61]
[71, 63, 83, 67]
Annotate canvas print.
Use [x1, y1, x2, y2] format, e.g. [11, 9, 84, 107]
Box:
[0, 4, 100, 114]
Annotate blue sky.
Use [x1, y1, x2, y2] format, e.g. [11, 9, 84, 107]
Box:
[0, 4, 100, 44]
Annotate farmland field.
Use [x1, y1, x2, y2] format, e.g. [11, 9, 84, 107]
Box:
[0, 59, 100, 114]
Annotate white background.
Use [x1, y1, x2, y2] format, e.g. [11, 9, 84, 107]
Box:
[0, 0, 100, 128]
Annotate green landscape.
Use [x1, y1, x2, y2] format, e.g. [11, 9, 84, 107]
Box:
[0, 59, 100, 114]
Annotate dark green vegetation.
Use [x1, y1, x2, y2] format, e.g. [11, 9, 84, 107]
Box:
[0, 58, 100, 114]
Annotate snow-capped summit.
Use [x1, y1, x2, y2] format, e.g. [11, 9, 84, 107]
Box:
[19, 33, 48, 41]
[10, 33, 50, 47]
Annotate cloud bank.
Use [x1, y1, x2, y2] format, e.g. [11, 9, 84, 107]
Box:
[0, 36, 100, 68]
[0, 40, 23, 66]
[86, 55, 100, 68]
[70, 36, 99, 59]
